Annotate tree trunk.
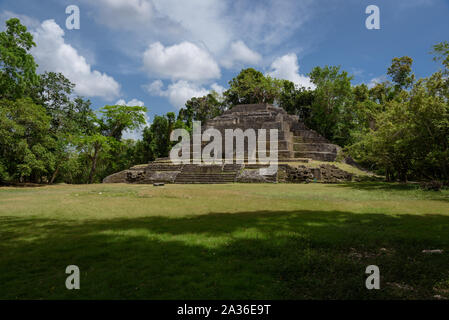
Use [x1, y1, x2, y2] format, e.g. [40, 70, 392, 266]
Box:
[400, 169, 408, 183]
[49, 166, 60, 185]
[88, 145, 99, 184]
[441, 159, 448, 182]
[385, 168, 391, 182]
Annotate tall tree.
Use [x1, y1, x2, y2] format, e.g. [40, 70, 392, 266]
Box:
[0, 18, 39, 100]
[387, 56, 415, 90]
[32, 72, 96, 184]
[99, 104, 147, 140]
[179, 91, 224, 126]
[77, 134, 113, 184]
[350, 45, 449, 182]
[0, 98, 54, 182]
[77, 104, 147, 183]
[224, 68, 282, 106]
[307, 66, 354, 146]
[278, 80, 314, 120]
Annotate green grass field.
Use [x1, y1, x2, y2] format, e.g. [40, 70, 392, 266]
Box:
[1, 183, 448, 300]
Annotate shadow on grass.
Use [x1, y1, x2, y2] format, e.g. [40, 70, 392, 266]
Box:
[0, 210, 448, 300]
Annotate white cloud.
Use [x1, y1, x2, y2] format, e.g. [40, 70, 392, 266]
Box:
[151, 0, 231, 54]
[229, 0, 315, 47]
[85, 0, 231, 54]
[115, 98, 149, 140]
[267, 53, 315, 89]
[221, 40, 262, 69]
[210, 83, 225, 95]
[367, 75, 388, 89]
[32, 20, 120, 99]
[143, 41, 220, 82]
[92, 0, 154, 30]
[115, 98, 145, 107]
[146, 80, 165, 95]
[146, 80, 223, 109]
[84, 0, 316, 58]
[165, 81, 209, 108]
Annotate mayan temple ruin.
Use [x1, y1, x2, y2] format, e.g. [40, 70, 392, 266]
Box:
[104, 103, 359, 184]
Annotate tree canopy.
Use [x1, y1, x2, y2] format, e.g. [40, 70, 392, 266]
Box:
[0, 18, 39, 100]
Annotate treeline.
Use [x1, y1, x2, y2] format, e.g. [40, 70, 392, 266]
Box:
[1, 18, 448, 184]
[0, 18, 146, 184]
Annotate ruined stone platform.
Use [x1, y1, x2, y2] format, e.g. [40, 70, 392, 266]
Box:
[103, 158, 354, 184]
[103, 104, 356, 184]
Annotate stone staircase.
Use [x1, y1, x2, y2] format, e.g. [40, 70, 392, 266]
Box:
[146, 163, 183, 171]
[174, 164, 242, 184]
[290, 124, 340, 162]
[175, 164, 238, 184]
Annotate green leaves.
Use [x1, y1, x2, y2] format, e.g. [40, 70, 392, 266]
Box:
[0, 160, 8, 182]
[224, 68, 283, 105]
[71, 104, 149, 183]
[432, 41, 449, 73]
[99, 104, 147, 140]
[351, 74, 449, 182]
[0, 99, 55, 181]
[0, 18, 153, 184]
[306, 66, 354, 146]
[180, 91, 224, 126]
[387, 56, 414, 89]
[0, 18, 39, 100]
[278, 80, 314, 119]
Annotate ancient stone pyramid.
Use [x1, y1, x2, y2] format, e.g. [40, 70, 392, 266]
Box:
[103, 104, 353, 184]
[204, 103, 340, 161]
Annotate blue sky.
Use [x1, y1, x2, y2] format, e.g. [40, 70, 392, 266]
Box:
[1, 0, 448, 137]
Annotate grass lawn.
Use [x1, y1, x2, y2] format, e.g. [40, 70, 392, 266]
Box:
[1, 182, 448, 300]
